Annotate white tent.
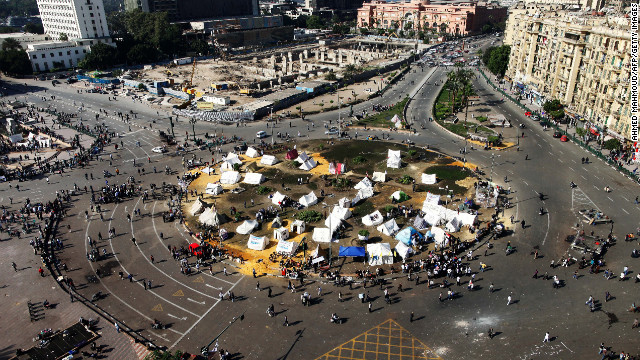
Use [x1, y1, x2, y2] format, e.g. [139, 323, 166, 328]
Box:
[198, 207, 220, 227]
[377, 219, 400, 236]
[299, 158, 317, 171]
[424, 192, 440, 205]
[372, 171, 386, 182]
[312, 227, 333, 243]
[273, 227, 290, 241]
[189, 198, 205, 215]
[299, 191, 318, 207]
[295, 152, 310, 163]
[395, 241, 412, 260]
[247, 235, 269, 251]
[367, 243, 394, 266]
[290, 220, 306, 234]
[390, 114, 401, 123]
[421, 173, 437, 184]
[457, 212, 477, 227]
[202, 167, 215, 175]
[271, 216, 283, 229]
[390, 191, 407, 201]
[245, 147, 259, 158]
[260, 155, 279, 166]
[220, 171, 241, 184]
[221, 154, 243, 171]
[331, 206, 351, 220]
[431, 226, 448, 248]
[387, 149, 401, 169]
[276, 240, 298, 255]
[271, 191, 287, 206]
[324, 215, 342, 233]
[445, 217, 461, 232]
[413, 215, 428, 230]
[243, 172, 265, 185]
[362, 210, 384, 226]
[354, 177, 374, 190]
[236, 220, 259, 235]
[205, 183, 223, 195]
[351, 187, 374, 206]
[338, 197, 351, 209]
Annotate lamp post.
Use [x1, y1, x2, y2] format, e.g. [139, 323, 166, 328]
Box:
[190, 118, 197, 142]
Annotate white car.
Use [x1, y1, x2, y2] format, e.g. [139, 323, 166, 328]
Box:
[152, 146, 167, 153]
[256, 131, 267, 138]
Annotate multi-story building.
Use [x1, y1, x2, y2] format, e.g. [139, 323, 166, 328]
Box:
[24, 0, 114, 72]
[305, 0, 365, 10]
[505, 9, 633, 140]
[357, 0, 507, 36]
[36, 0, 109, 40]
[125, 0, 259, 22]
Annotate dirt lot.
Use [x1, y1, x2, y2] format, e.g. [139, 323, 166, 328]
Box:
[182, 140, 501, 276]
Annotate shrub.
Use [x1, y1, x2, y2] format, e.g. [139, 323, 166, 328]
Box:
[332, 177, 352, 189]
[256, 186, 272, 195]
[383, 205, 395, 213]
[398, 174, 414, 184]
[296, 210, 323, 223]
[352, 155, 367, 164]
[232, 163, 242, 171]
[358, 229, 370, 237]
[407, 149, 417, 157]
[575, 127, 587, 137]
[476, 116, 488, 122]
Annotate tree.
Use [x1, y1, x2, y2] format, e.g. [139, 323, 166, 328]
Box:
[306, 15, 325, 29]
[59, 33, 68, 41]
[0, 49, 32, 76]
[603, 138, 621, 151]
[24, 22, 44, 34]
[127, 43, 159, 64]
[2, 38, 21, 51]
[78, 42, 117, 70]
[543, 99, 565, 121]
[189, 39, 209, 56]
[482, 45, 510, 77]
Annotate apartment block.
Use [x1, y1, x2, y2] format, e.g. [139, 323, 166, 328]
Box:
[505, 9, 632, 140]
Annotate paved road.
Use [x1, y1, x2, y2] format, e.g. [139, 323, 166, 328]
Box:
[1, 35, 639, 359]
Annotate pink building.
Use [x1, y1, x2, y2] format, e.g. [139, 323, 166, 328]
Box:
[357, 0, 506, 36]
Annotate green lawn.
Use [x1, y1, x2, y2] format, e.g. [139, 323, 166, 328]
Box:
[357, 97, 409, 128]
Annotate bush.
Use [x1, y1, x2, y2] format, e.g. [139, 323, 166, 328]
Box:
[476, 116, 488, 122]
[358, 229, 370, 237]
[256, 186, 272, 195]
[383, 205, 395, 213]
[398, 175, 414, 184]
[232, 163, 242, 171]
[352, 155, 367, 164]
[575, 127, 587, 137]
[288, 160, 301, 168]
[487, 135, 501, 146]
[603, 138, 621, 151]
[296, 210, 323, 223]
[407, 149, 417, 157]
[332, 177, 352, 189]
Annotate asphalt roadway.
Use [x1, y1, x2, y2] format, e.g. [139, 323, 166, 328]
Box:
[1, 36, 639, 359]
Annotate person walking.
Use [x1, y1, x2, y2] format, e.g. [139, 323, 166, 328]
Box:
[317, 286, 322, 296]
[143, 281, 147, 290]
[489, 283, 494, 293]
[410, 312, 414, 322]
[223, 267, 228, 276]
[368, 302, 372, 313]
[507, 295, 512, 305]
[283, 316, 289, 327]
[268, 287, 272, 297]
[115, 322, 120, 333]
[12, 262, 17, 272]
[542, 332, 550, 343]
[150, 255, 154, 263]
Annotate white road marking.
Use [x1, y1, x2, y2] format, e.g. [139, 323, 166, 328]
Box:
[581, 175, 587, 180]
[621, 195, 629, 201]
[593, 185, 599, 190]
[541, 210, 550, 246]
[622, 208, 629, 214]
[558, 159, 563, 163]
[167, 313, 187, 321]
[568, 167, 575, 172]
[522, 180, 529, 186]
[205, 284, 222, 290]
[607, 196, 613, 202]
[187, 298, 205, 305]
[537, 143, 543, 148]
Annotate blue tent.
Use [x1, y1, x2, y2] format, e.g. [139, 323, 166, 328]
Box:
[395, 227, 424, 246]
[338, 246, 366, 257]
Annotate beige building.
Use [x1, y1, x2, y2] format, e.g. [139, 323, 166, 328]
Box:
[505, 9, 633, 140]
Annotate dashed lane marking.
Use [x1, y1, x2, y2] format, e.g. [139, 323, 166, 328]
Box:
[622, 208, 629, 214]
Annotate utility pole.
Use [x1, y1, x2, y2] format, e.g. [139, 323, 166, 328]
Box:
[336, 85, 341, 139]
[169, 116, 175, 138]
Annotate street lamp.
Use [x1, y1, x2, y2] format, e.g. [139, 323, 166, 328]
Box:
[190, 118, 197, 142]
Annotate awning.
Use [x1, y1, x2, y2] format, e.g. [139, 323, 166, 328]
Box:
[338, 246, 366, 257]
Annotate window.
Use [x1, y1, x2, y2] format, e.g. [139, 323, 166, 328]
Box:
[83, 49, 86, 53]
[32, 55, 37, 59]
[42, 53, 46, 58]
[90, 13, 94, 17]
[50, 52, 54, 57]
[75, 50, 79, 54]
[67, 51, 71, 55]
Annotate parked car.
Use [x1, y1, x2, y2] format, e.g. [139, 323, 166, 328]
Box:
[560, 135, 569, 142]
[256, 131, 267, 138]
[553, 131, 562, 138]
[152, 146, 167, 153]
[325, 127, 339, 135]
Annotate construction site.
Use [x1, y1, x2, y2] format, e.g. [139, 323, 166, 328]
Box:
[121, 36, 419, 121]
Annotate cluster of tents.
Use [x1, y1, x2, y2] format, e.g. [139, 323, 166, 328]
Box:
[285, 149, 317, 171]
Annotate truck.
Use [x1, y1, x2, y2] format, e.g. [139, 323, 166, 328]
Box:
[173, 57, 193, 66]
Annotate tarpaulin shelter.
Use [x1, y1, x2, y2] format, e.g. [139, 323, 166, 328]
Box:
[390, 114, 401, 124]
[354, 177, 374, 190]
[296, 152, 310, 163]
[390, 191, 409, 202]
[198, 207, 220, 227]
[243, 172, 265, 185]
[271, 191, 287, 206]
[325, 215, 342, 233]
[351, 187, 374, 206]
[377, 219, 400, 236]
[367, 243, 393, 265]
[247, 235, 269, 250]
[312, 227, 333, 243]
[445, 217, 461, 232]
[372, 171, 386, 182]
[245, 147, 259, 158]
[236, 220, 258, 235]
[362, 210, 384, 226]
[421, 173, 437, 184]
[395, 241, 412, 260]
[299, 158, 317, 171]
[331, 206, 351, 220]
[273, 227, 290, 241]
[395, 227, 424, 246]
[413, 215, 428, 230]
[338, 246, 366, 257]
[387, 149, 401, 169]
[205, 183, 223, 195]
[276, 240, 298, 255]
[424, 192, 440, 205]
[260, 155, 278, 166]
[290, 220, 305, 234]
[299, 191, 318, 207]
[329, 162, 345, 175]
[285, 149, 298, 160]
[221, 153, 242, 171]
[189, 197, 205, 215]
[431, 226, 448, 248]
[220, 171, 241, 184]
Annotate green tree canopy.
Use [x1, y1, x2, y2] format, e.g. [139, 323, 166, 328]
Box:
[24, 22, 44, 34]
[543, 99, 565, 120]
[603, 138, 621, 151]
[2, 38, 22, 51]
[0, 49, 32, 75]
[78, 43, 117, 70]
[306, 15, 325, 29]
[482, 45, 510, 77]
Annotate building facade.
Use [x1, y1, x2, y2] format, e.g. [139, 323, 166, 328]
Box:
[36, 0, 109, 40]
[125, 0, 259, 22]
[505, 9, 632, 140]
[357, 0, 507, 36]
